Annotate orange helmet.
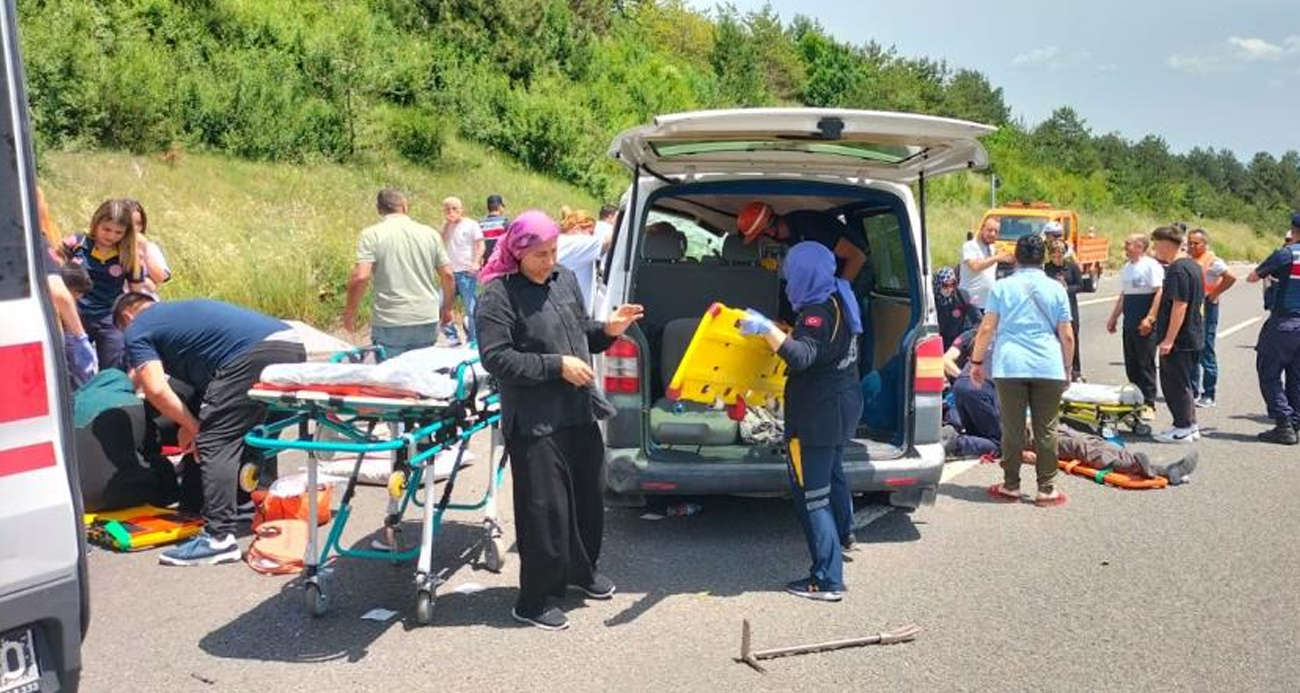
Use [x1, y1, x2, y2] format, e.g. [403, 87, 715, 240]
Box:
[736, 201, 776, 244]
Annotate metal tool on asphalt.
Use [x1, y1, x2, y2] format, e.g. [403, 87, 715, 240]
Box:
[736, 619, 920, 673]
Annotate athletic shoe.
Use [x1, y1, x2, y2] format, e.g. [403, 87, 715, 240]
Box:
[159, 532, 241, 567]
[1152, 426, 1200, 444]
[784, 578, 843, 602]
[1258, 424, 1299, 445]
[1162, 450, 1199, 485]
[568, 574, 616, 600]
[1195, 397, 1216, 409]
[511, 606, 569, 631]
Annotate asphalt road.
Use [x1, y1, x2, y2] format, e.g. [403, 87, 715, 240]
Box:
[79, 266, 1300, 693]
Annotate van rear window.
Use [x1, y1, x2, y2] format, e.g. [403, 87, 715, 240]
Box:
[861, 213, 910, 296]
[0, 64, 33, 302]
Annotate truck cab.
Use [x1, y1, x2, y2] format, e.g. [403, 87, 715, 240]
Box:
[0, 0, 88, 690]
[979, 202, 1107, 291]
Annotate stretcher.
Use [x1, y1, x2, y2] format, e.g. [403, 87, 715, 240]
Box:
[667, 302, 788, 421]
[1059, 382, 1152, 438]
[1057, 459, 1168, 490]
[84, 505, 204, 551]
[243, 345, 505, 625]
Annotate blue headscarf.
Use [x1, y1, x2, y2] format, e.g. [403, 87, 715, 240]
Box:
[782, 241, 863, 335]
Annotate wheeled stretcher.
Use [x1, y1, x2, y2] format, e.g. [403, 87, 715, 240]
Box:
[242, 346, 504, 625]
[1059, 382, 1152, 438]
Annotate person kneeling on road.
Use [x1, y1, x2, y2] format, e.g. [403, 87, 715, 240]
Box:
[1022, 425, 1199, 486]
[740, 241, 864, 602]
[114, 293, 306, 566]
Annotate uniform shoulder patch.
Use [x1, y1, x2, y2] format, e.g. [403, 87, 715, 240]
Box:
[803, 315, 824, 328]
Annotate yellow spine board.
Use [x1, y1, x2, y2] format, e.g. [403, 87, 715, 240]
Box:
[84, 505, 205, 552]
[666, 303, 788, 413]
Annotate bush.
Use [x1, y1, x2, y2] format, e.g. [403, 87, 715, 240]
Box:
[388, 107, 449, 166]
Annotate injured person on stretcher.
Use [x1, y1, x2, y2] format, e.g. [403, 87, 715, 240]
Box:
[1022, 425, 1199, 486]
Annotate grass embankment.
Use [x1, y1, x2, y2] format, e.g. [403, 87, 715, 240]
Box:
[926, 200, 1278, 271]
[39, 139, 599, 328]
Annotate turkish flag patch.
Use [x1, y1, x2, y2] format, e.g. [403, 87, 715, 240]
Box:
[803, 315, 824, 328]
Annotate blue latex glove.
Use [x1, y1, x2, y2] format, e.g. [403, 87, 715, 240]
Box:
[737, 309, 775, 336]
[65, 334, 98, 382]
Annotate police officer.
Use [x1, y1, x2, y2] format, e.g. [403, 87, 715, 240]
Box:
[740, 242, 864, 602]
[1247, 213, 1300, 445]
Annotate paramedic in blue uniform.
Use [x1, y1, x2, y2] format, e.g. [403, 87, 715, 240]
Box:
[739, 241, 863, 602]
[112, 293, 306, 566]
[1247, 212, 1300, 445]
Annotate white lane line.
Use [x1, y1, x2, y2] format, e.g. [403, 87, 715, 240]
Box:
[940, 458, 982, 483]
[852, 504, 895, 530]
[1217, 316, 1262, 339]
[1078, 295, 1118, 307]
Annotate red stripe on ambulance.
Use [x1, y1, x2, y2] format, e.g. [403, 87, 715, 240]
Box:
[0, 342, 49, 424]
[0, 441, 56, 478]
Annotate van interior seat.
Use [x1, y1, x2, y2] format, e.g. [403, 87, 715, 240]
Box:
[720, 233, 760, 264]
[643, 228, 687, 262]
[648, 317, 739, 446]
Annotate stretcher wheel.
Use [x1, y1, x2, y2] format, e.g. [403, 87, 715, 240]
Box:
[238, 463, 260, 494]
[387, 471, 407, 500]
[1133, 423, 1152, 437]
[305, 581, 329, 617]
[484, 536, 507, 573]
[416, 589, 435, 625]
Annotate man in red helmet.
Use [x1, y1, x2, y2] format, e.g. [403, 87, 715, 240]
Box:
[736, 202, 866, 282]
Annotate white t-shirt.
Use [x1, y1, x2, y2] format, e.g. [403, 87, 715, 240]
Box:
[959, 239, 998, 307]
[594, 220, 615, 249]
[558, 234, 604, 315]
[1120, 255, 1164, 295]
[442, 218, 484, 273]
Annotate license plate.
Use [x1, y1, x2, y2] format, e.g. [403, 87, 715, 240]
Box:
[0, 629, 40, 693]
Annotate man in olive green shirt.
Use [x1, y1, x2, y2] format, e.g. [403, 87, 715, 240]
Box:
[343, 188, 455, 357]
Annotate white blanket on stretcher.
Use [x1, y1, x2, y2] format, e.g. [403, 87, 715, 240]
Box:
[258, 346, 487, 399]
[1062, 382, 1144, 406]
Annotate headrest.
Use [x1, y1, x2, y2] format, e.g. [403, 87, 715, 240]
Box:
[721, 234, 760, 264]
[643, 229, 685, 261]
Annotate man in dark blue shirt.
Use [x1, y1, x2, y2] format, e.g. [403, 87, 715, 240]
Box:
[114, 294, 306, 565]
[1247, 214, 1300, 445]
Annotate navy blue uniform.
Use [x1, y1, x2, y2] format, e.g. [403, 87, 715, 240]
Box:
[1254, 243, 1300, 430]
[66, 235, 145, 370]
[776, 295, 862, 593]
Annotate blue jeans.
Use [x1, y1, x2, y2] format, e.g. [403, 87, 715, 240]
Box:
[371, 322, 439, 360]
[786, 440, 853, 591]
[443, 271, 478, 344]
[1195, 298, 1220, 399]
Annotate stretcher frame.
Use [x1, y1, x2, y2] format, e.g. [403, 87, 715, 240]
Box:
[243, 346, 505, 625]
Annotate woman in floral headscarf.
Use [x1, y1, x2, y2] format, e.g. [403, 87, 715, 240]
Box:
[475, 210, 644, 631]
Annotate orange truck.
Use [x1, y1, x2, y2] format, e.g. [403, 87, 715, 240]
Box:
[979, 202, 1109, 292]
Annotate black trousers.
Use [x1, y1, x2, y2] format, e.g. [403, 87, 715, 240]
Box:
[1159, 350, 1198, 429]
[507, 423, 605, 614]
[197, 340, 306, 536]
[1122, 328, 1159, 406]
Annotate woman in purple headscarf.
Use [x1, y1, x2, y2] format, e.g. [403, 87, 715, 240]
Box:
[739, 241, 864, 602]
[475, 210, 644, 631]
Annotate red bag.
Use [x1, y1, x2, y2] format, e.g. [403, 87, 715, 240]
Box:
[251, 484, 331, 531]
[246, 520, 309, 575]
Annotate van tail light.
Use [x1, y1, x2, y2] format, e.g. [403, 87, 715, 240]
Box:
[604, 337, 641, 394]
[913, 334, 945, 395]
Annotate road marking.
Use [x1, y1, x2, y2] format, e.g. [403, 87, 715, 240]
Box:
[941, 458, 982, 483]
[852, 504, 895, 530]
[1217, 316, 1262, 339]
[1078, 295, 1118, 307]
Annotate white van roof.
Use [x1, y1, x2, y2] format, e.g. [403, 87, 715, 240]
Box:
[609, 108, 993, 182]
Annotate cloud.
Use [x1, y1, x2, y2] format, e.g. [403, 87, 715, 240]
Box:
[1170, 35, 1300, 74]
[1012, 46, 1092, 70]
[1096, 63, 1120, 73]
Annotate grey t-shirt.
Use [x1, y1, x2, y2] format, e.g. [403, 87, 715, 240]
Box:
[356, 214, 451, 327]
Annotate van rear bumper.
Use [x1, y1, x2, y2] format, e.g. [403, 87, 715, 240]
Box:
[0, 573, 82, 693]
[606, 442, 944, 508]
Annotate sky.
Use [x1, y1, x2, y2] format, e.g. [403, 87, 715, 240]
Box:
[687, 0, 1300, 160]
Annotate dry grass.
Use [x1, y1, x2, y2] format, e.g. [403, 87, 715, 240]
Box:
[39, 139, 599, 327]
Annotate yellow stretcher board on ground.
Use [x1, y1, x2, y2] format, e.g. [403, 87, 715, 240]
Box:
[84, 505, 204, 552]
[666, 302, 787, 420]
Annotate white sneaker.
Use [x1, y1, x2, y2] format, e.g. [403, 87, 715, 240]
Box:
[1153, 426, 1200, 443]
[1195, 397, 1216, 409]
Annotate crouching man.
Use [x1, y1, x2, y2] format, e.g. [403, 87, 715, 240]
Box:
[1025, 425, 1199, 485]
[113, 293, 306, 566]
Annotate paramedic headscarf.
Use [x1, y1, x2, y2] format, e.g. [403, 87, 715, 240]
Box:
[782, 241, 863, 334]
[478, 210, 561, 284]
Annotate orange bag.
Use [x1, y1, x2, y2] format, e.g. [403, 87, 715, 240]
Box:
[247, 519, 309, 575]
[251, 484, 332, 531]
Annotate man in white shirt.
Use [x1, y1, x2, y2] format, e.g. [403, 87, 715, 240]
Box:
[440, 196, 485, 346]
[557, 219, 614, 315]
[959, 217, 1011, 308]
[594, 204, 617, 257]
[1106, 234, 1165, 412]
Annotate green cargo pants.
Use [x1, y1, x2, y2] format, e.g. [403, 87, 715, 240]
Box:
[995, 378, 1069, 494]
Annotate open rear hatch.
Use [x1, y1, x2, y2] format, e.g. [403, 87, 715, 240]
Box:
[609, 108, 994, 182]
